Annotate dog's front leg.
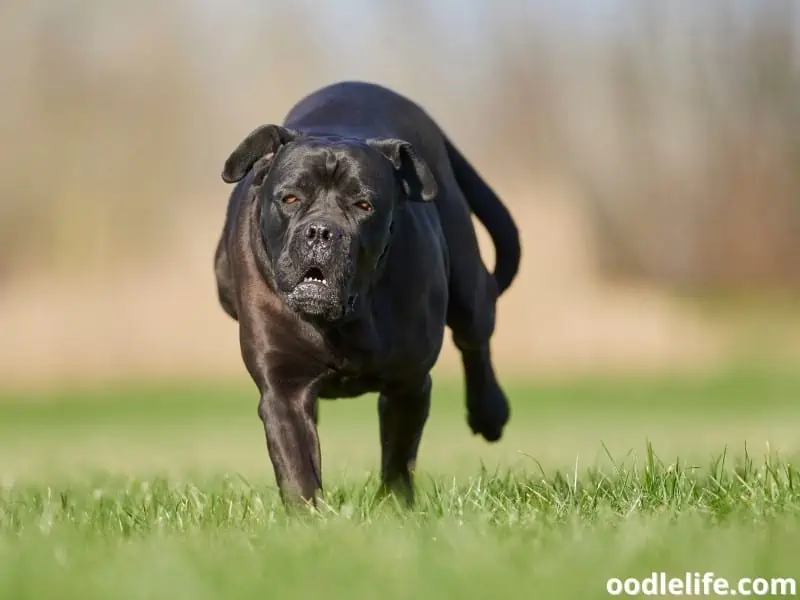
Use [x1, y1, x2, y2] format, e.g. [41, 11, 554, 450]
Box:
[378, 374, 432, 505]
[257, 382, 322, 509]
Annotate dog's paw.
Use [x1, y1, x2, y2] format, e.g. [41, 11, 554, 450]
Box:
[467, 387, 510, 442]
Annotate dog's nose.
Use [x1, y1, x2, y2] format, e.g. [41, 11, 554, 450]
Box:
[304, 221, 339, 246]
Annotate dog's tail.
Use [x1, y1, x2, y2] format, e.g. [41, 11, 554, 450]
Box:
[444, 136, 521, 295]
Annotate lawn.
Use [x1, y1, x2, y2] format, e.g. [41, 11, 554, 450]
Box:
[1, 366, 799, 599]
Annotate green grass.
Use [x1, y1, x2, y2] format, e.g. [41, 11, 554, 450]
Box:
[1, 366, 799, 598]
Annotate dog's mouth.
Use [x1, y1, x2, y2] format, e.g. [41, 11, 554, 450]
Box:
[286, 264, 344, 320]
[284, 262, 361, 322]
[299, 266, 328, 288]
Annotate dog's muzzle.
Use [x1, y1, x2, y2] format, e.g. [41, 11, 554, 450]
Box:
[284, 220, 353, 320]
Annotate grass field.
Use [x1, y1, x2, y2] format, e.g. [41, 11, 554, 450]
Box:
[1, 366, 799, 599]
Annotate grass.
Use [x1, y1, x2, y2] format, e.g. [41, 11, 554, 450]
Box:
[1, 366, 799, 598]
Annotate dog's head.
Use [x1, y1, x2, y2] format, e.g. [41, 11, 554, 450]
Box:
[221, 125, 437, 323]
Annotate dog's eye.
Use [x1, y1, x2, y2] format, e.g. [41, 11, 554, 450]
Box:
[354, 200, 373, 212]
[282, 195, 298, 205]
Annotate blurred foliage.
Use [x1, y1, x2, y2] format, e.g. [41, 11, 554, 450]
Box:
[1, 0, 798, 289]
[564, 1, 800, 288]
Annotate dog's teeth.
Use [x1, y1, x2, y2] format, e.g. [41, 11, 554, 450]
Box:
[302, 276, 327, 284]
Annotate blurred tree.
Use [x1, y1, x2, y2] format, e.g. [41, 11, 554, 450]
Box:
[1, 0, 798, 291]
[564, 0, 800, 289]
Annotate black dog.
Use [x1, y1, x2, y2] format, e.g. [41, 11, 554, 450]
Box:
[214, 81, 521, 507]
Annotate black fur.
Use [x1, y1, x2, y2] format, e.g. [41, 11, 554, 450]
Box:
[214, 81, 521, 508]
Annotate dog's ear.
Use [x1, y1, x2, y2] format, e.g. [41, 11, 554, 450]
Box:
[367, 138, 438, 202]
[221, 125, 298, 184]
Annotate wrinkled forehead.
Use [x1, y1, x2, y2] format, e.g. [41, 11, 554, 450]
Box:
[273, 137, 393, 195]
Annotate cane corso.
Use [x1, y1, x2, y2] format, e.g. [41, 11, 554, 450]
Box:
[214, 81, 521, 507]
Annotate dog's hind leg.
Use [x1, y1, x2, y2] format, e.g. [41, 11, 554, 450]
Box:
[435, 187, 511, 443]
[449, 284, 510, 443]
[457, 342, 509, 442]
[377, 375, 432, 505]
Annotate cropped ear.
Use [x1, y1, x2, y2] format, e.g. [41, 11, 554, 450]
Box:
[221, 124, 298, 184]
[367, 138, 438, 201]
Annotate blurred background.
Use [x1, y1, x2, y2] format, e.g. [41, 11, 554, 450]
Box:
[0, 0, 798, 480]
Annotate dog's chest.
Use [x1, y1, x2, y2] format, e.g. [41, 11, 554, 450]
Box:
[316, 326, 383, 398]
[318, 370, 382, 399]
